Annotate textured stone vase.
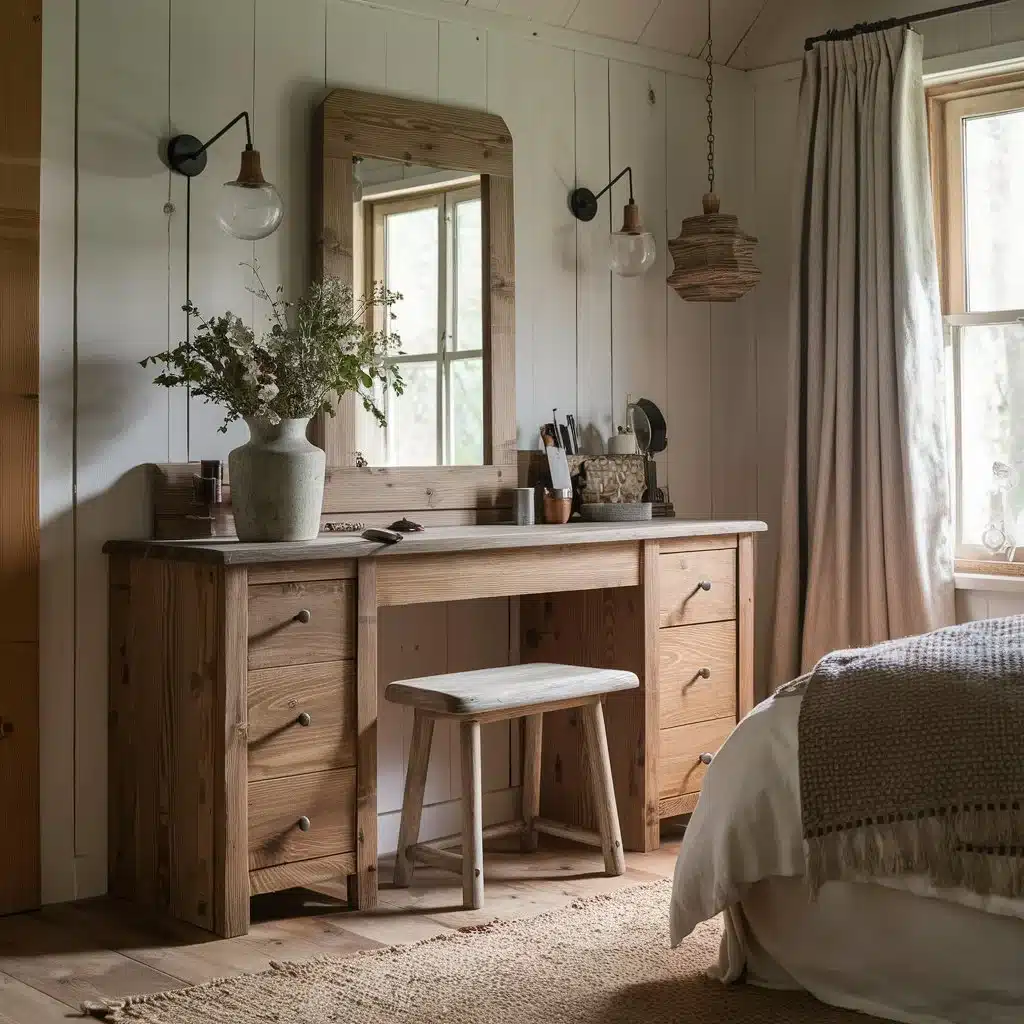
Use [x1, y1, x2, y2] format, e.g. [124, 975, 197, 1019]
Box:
[229, 416, 326, 542]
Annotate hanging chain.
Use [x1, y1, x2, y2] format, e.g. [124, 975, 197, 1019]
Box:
[705, 0, 715, 194]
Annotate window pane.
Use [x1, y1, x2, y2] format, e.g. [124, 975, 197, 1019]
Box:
[388, 360, 438, 466]
[385, 207, 438, 355]
[449, 357, 483, 465]
[964, 108, 1024, 312]
[454, 198, 482, 352]
[957, 322, 1024, 554]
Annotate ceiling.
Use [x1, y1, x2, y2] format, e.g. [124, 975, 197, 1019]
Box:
[440, 0, 774, 66]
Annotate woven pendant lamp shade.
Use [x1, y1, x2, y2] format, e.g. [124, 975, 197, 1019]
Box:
[667, 192, 760, 302]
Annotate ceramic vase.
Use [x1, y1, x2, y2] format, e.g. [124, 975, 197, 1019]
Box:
[229, 416, 325, 542]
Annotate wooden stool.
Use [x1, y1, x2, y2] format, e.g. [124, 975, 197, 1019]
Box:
[385, 663, 639, 910]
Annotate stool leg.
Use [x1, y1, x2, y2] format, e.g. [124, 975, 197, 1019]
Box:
[521, 713, 543, 852]
[460, 719, 484, 909]
[581, 700, 626, 876]
[394, 711, 435, 888]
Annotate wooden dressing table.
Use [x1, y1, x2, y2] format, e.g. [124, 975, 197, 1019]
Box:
[104, 519, 765, 937]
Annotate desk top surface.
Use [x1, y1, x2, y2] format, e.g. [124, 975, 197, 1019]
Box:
[104, 519, 767, 566]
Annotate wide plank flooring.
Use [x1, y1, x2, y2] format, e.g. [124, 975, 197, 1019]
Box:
[0, 834, 683, 1021]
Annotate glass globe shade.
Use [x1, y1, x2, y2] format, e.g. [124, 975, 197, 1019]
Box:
[216, 179, 284, 240]
[611, 230, 656, 277]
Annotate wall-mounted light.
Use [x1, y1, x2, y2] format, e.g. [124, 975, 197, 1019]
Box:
[568, 166, 656, 278]
[166, 111, 283, 240]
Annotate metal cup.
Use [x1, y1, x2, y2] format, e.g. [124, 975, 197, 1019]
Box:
[514, 487, 536, 526]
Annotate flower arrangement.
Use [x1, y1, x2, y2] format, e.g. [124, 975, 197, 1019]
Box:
[142, 262, 404, 432]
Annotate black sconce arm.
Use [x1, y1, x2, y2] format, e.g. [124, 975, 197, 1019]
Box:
[166, 111, 254, 178]
[568, 165, 634, 222]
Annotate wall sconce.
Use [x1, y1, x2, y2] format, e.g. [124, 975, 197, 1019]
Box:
[166, 111, 283, 240]
[568, 166, 656, 278]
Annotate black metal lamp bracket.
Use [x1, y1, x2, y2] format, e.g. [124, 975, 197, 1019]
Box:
[166, 111, 253, 178]
[568, 166, 634, 223]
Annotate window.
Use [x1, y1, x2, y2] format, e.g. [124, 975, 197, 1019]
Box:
[364, 183, 484, 467]
[930, 76, 1024, 569]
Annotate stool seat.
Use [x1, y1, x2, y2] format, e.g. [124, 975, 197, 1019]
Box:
[384, 663, 639, 717]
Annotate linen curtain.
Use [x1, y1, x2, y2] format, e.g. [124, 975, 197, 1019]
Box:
[771, 27, 955, 685]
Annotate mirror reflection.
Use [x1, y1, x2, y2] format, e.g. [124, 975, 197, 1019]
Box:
[353, 156, 484, 467]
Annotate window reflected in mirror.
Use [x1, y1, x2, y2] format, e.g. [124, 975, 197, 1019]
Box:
[353, 157, 484, 466]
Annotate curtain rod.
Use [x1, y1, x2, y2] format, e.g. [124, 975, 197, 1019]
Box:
[805, 0, 1013, 51]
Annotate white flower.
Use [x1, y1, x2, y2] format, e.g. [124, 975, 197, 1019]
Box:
[258, 382, 279, 403]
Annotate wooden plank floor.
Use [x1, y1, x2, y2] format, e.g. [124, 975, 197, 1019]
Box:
[0, 832, 684, 1020]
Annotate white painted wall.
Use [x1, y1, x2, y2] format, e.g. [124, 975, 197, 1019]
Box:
[40, 0, 762, 902]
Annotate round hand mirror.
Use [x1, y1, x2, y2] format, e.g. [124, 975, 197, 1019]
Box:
[627, 398, 667, 455]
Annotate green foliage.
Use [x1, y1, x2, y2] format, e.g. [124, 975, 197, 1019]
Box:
[141, 262, 405, 433]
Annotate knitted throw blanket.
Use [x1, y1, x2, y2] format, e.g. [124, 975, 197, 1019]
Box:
[798, 616, 1024, 899]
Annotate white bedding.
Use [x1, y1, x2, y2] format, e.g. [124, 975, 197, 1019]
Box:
[670, 692, 1024, 1023]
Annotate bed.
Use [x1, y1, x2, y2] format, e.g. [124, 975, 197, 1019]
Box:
[670, 690, 1024, 1024]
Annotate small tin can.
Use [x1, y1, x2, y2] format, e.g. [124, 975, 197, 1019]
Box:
[514, 487, 536, 526]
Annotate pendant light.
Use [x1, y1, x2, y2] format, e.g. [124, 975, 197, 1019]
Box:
[568, 166, 657, 278]
[667, 0, 760, 302]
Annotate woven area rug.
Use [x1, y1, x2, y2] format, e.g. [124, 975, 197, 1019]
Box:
[91, 880, 882, 1023]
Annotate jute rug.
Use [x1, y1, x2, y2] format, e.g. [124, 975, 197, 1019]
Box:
[89, 880, 882, 1023]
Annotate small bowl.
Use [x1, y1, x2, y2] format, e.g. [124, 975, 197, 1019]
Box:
[543, 487, 573, 524]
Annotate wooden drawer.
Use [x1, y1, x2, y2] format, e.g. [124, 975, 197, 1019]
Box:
[248, 580, 355, 669]
[658, 717, 734, 800]
[248, 768, 356, 870]
[659, 548, 736, 627]
[659, 621, 737, 729]
[247, 661, 357, 781]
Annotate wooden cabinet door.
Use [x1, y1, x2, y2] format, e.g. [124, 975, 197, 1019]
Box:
[0, 0, 41, 914]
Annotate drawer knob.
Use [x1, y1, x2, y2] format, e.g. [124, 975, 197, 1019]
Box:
[296, 712, 311, 727]
[698, 752, 714, 766]
[298, 815, 312, 832]
[696, 667, 712, 680]
[697, 580, 712, 592]
[294, 608, 312, 624]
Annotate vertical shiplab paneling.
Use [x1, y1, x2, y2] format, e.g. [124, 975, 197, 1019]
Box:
[383, 8, 440, 101]
[664, 72, 712, 514]
[170, 0, 255, 462]
[573, 51, 613, 454]
[252, 0, 326, 321]
[752, 74, 799, 691]
[488, 33, 577, 447]
[75, 0, 171, 890]
[439, 21, 487, 108]
[39, 0, 77, 904]
[609, 61, 667, 457]
[709, 69, 757, 520]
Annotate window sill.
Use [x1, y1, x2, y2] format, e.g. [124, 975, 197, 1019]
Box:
[954, 572, 1024, 593]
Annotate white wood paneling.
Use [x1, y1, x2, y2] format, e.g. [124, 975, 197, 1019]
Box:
[573, 51, 612, 453]
[326, 0, 388, 89]
[384, 8, 440, 99]
[609, 61, 667, 457]
[567, 0, 661, 43]
[75, 0, 172, 881]
[39, 0, 79, 906]
[439, 20, 488, 106]
[665, 71, 711, 514]
[488, 32, 577, 446]
[253, 0, 326, 320]
[171, 0, 255, 461]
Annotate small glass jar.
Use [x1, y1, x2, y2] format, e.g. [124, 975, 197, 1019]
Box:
[543, 487, 573, 524]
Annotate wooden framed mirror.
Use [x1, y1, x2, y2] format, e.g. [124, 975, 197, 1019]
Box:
[311, 88, 515, 469]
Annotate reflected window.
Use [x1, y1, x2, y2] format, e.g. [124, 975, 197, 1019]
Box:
[364, 180, 483, 466]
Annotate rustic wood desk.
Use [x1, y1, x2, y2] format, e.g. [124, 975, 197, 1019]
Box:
[104, 519, 766, 937]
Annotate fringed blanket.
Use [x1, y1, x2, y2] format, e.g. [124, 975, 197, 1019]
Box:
[798, 616, 1024, 899]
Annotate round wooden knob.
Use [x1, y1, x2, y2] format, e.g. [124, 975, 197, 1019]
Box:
[294, 608, 311, 624]
[298, 815, 311, 831]
[696, 667, 711, 680]
[697, 580, 712, 592]
[297, 712, 311, 727]
[698, 752, 714, 766]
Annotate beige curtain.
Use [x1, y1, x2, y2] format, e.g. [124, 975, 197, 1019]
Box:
[771, 27, 955, 685]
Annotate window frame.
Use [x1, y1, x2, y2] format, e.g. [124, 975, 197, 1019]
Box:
[929, 72, 1024, 575]
[365, 181, 483, 467]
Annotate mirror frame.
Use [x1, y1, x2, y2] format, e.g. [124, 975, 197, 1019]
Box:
[312, 87, 516, 468]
